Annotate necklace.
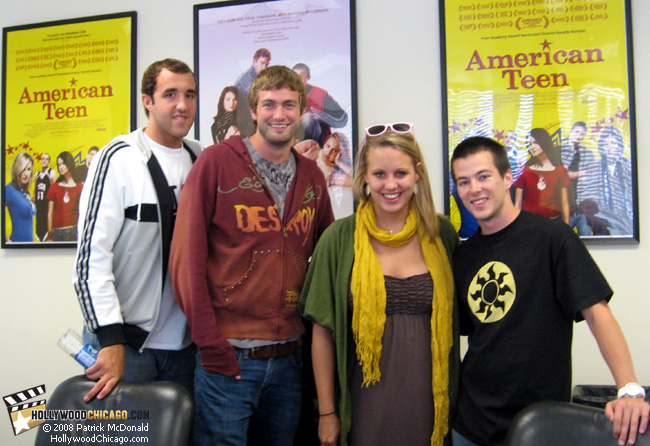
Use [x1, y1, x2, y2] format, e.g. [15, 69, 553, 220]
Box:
[382, 219, 407, 235]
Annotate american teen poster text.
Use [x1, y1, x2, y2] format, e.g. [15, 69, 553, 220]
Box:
[442, 0, 637, 240]
[3, 13, 135, 247]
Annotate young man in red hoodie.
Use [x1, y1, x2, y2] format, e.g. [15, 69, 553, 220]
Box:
[170, 65, 334, 446]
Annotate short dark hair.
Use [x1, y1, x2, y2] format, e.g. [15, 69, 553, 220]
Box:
[248, 65, 306, 114]
[451, 136, 510, 180]
[598, 125, 624, 158]
[253, 48, 271, 61]
[141, 59, 195, 116]
[572, 121, 587, 131]
[292, 62, 310, 78]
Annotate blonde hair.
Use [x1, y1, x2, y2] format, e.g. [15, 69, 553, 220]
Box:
[353, 131, 440, 239]
[10, 152, 34, 191]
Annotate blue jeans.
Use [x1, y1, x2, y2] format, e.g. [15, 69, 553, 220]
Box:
[83, 329, 195, 396]
[452, 429, 483, 446]
[194, 348, 302, 446]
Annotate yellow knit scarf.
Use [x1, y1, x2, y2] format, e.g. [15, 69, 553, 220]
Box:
[351, 200, 454, 446]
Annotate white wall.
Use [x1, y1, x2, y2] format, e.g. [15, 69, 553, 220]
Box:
[1, 0, 648, 444]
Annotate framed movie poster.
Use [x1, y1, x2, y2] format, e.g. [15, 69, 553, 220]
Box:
[2, 12, 136, 248]
[195, 0, 357, 220]
[440, 0, 639, 242]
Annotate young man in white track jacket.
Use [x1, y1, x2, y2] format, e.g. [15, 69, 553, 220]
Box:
[73, 59, 202, 401]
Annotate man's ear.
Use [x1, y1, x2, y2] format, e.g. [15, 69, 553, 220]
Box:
[504, 169, 513, 189]
[142, 94, 154, 113]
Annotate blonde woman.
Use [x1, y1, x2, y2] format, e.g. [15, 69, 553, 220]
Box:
[5, 152, 36, 242]
[300, 123, 459, 446]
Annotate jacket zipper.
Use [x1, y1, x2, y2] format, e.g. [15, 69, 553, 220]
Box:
[247, 163, 301, 339]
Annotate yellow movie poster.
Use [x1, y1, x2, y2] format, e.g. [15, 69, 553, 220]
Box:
[441, 0, 638, 241]
[2, 12, 136, 247]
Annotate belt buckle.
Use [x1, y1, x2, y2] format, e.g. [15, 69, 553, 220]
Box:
[250, 346, 261, 359]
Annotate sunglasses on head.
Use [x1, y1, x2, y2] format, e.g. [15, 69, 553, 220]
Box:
[364, 122, 414, 137]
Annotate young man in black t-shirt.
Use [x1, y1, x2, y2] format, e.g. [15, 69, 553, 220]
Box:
[449, 136, 648, 446]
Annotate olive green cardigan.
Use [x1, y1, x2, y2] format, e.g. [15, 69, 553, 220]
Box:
[299, 213, 460, 446]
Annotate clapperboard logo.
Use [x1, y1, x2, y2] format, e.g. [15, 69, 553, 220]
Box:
[3, 384, 46, 435]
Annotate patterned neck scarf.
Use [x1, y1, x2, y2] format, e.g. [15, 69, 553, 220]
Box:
[351, 200, 454, 445]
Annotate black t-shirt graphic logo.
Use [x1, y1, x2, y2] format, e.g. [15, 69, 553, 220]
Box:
[468, 261, 516, 323]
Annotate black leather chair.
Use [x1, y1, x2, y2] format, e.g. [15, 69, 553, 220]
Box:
[505, 401, 650, 446]
[34, 375, 192, 446]
[573, 384, 650, 408]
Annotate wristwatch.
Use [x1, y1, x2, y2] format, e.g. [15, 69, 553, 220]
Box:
[617, 382, 646, 399]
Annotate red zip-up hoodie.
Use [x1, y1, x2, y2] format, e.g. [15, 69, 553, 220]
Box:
[170, 136, 334, 376]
